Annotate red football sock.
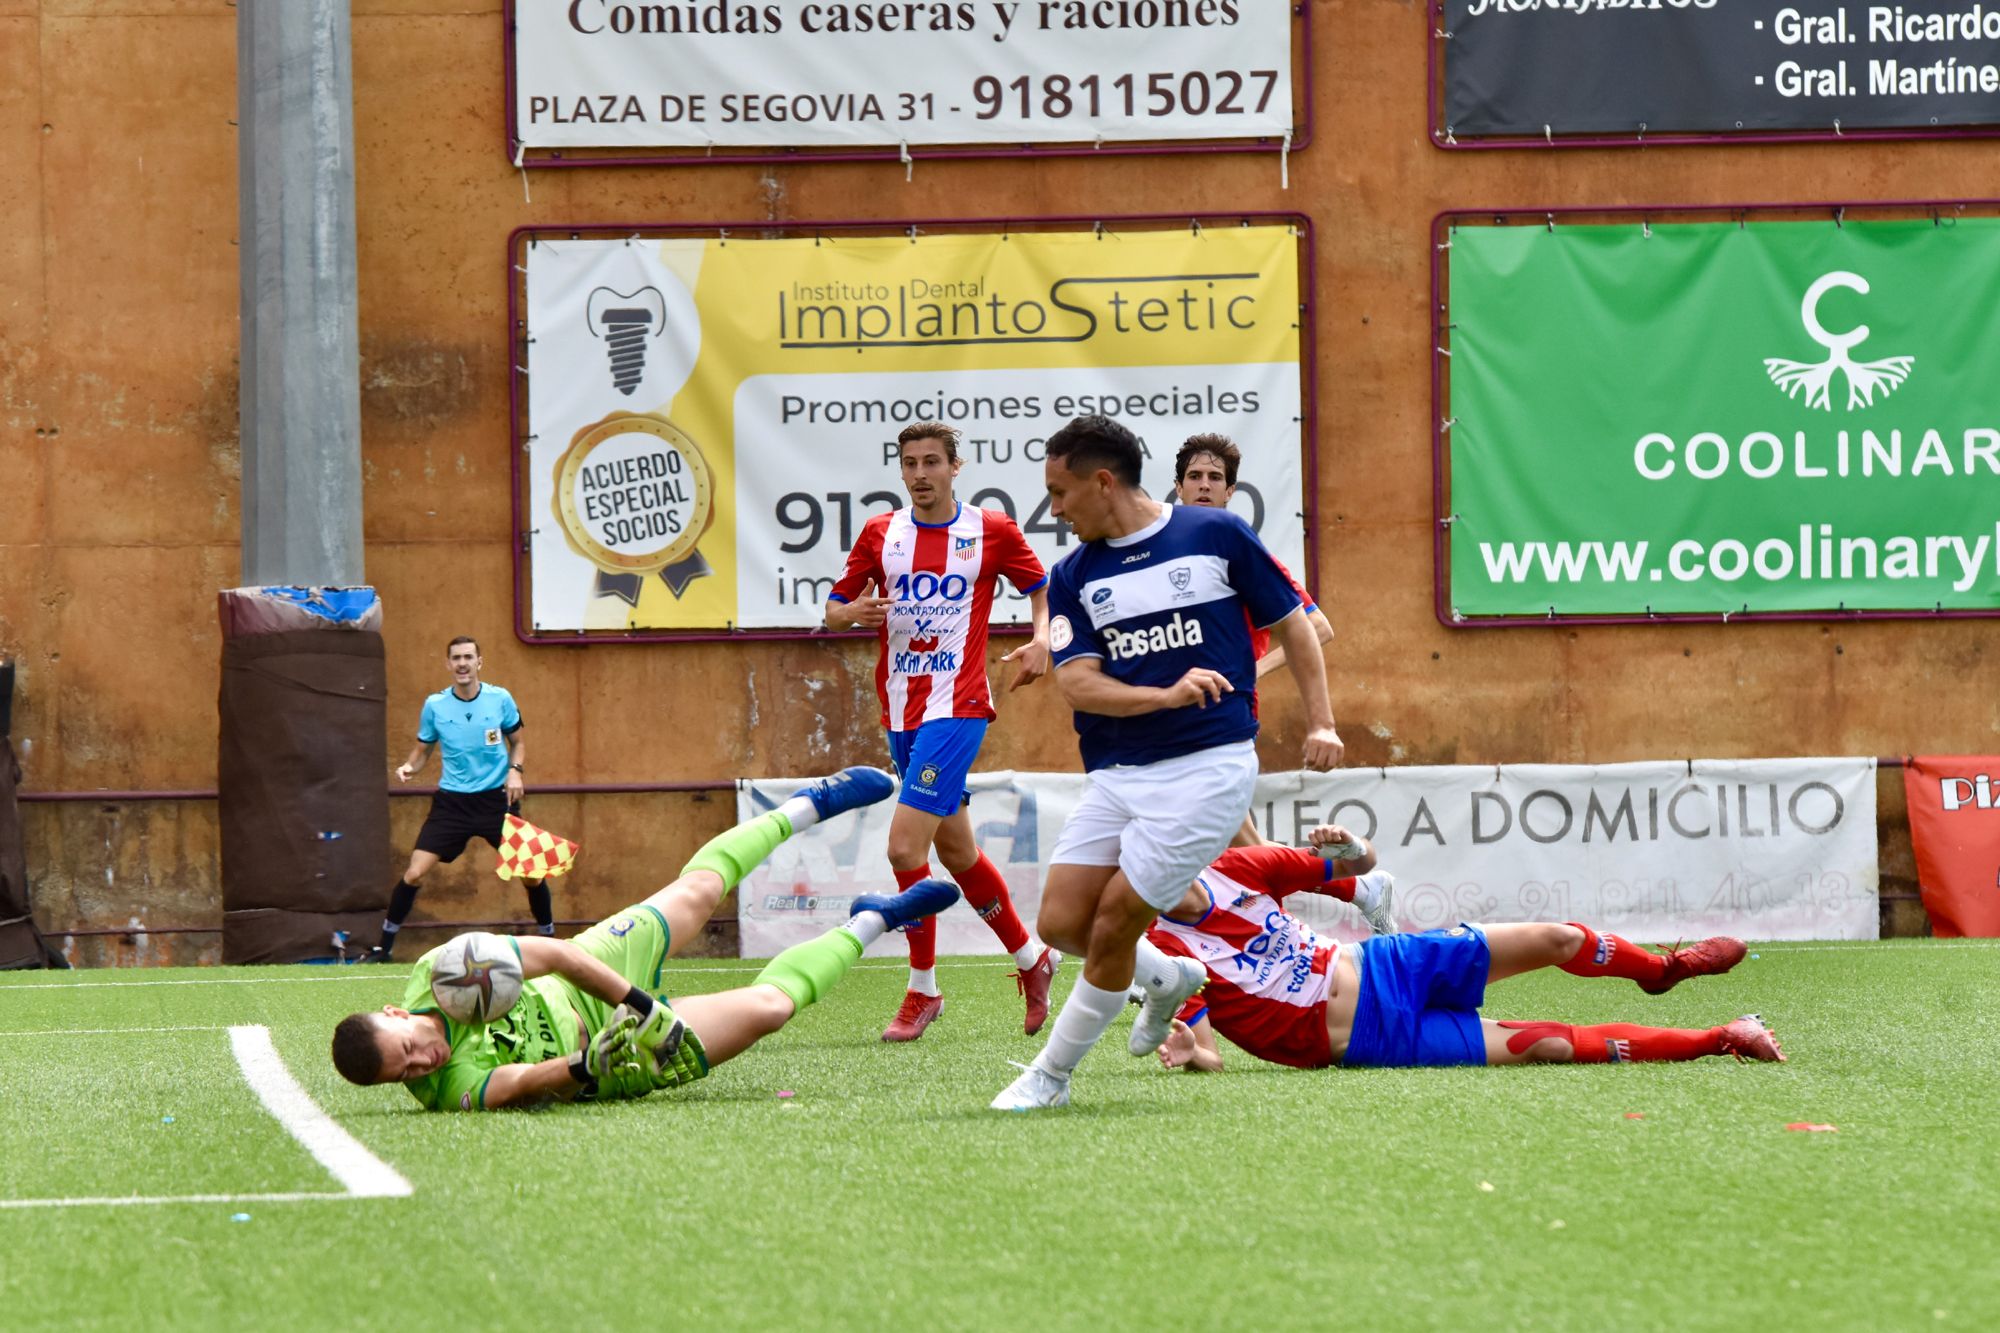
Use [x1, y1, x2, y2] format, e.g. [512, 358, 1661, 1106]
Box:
[1501, 1020, 1724, 1063]
[1559, 923, 1669, 987]
[1325, 875, 1358, 902]
[895, 865, 936, 972]
[953, 851, 1030, 954]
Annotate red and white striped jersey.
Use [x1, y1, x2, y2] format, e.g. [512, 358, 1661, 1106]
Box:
[1147, 846, 1344, 1069]
[830, 503, 1048, 733]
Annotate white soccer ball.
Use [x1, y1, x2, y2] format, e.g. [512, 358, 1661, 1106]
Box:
[429, 931, 524, 1026]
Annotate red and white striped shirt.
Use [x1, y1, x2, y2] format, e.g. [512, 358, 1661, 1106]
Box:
[830, 503, 1048, 733]
[1147, 846, 1344, 1069]
[1249, 557, 1318, 661]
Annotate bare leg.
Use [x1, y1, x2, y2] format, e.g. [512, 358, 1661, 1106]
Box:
[1080, 872, 1160, 991]
[673, 985, 796, 1067]
[885, 802, 946, 873]
[1227, 812, 1267, 849]
[931, 806, 980, 876]
[400, 849, 439, 883]
[641, 871, 727, 959]
[1481, 1017, 1574, 1065]
[1036, 863, 1117, 958]
[1482, 922, 1586, 984]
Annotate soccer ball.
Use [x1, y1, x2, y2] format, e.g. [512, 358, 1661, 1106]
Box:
[429, 931, 524, 1026]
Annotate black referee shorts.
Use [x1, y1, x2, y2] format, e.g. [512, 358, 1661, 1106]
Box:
[414, 786, 520, 863]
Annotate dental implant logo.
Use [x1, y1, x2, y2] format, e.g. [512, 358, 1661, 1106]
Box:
[1763, 271, 1915, 412]
[586, 286, 667, 396]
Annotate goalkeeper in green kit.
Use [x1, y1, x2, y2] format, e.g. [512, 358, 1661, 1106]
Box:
[330, 768, 954, 1111]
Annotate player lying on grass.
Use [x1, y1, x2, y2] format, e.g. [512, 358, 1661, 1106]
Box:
[1134, 826, 1784, 1074]
[330, 767, 958, 1111]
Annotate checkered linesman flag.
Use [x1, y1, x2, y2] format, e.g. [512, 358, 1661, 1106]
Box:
[496, 813, 580, 881]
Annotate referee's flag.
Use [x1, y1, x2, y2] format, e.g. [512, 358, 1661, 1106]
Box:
[496, 814, 580, 881]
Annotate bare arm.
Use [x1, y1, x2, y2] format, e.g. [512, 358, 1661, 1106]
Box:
[481, 1056, 588, 1109]
[395, 741, 435, 784]
[504, 729, 525, 803]
[1272, 608, 1342, 769]
[825, 578, 890, 630]
[515, 936, 639, 1009]
[1055, 656, 1234, 718]
[1000, 587, 1052, 691]
[1255, 607, 1335, 680]
[1158, 1016, 1225, 1073]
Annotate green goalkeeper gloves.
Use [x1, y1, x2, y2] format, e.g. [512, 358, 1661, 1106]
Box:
[567, 1011, 641, 1098]
[616, 999, 710, 1089]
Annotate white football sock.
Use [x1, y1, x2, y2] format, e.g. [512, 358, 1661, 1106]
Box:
[777, 794, 820, 832]
[1131, 936, 1185, 997]
[1351, 876, 1381, 914]
[907, 967, 940, 997]
[846, 910, 888, 948]
[1011, 939, 1044, 970]
[1035, 978, 1126, 1076]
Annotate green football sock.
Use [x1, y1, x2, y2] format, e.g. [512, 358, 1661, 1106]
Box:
[680, 811, 794, 889]
[753, 927, 864, 1011]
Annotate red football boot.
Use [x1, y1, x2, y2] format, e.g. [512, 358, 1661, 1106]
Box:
[1717, 1013, 1786, 1063]
[1015, 948, 1061, 1036]
[1641, 936, 1748, 994]
[881, 990, 944, 1043]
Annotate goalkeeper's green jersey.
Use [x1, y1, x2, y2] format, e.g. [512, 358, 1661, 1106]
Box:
[401, 944, 606, 1112]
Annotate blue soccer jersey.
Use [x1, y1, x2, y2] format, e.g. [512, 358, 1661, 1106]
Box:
[1046, 505, 1301, 771]
[417, 684, 522, 793]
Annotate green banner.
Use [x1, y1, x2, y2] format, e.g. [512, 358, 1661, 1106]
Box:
[1446, 217, 2000, 619]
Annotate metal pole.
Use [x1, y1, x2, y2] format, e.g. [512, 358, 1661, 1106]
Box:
[237, 0, 364, 586]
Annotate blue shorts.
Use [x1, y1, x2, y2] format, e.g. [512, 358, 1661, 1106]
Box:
[1342, 925, 1492, 1068]
[887, 718, 988, 818]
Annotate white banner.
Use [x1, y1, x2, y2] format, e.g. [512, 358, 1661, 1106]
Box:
[514, 1, 1294, 150]
[736, 759, 1880, 956]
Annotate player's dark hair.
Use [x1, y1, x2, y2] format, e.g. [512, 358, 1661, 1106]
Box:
[331, 1013, 386, 1085]
[898, 421, 960, 463]
[1176, 434, 1241, 487]
[1045, 415, 1143, 487]
[446, 635, 479, 655]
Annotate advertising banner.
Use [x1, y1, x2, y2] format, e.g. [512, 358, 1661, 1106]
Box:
[1439, 0, 2000, 143]
[1904, 756, 2000, 936]
[521, 224, 1307, 635]
[513, 1, 1295, 153]
[1442, 214, 2000, 621]
[736, 758, 1879, 956]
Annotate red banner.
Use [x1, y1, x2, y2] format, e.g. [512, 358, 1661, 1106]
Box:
[1904, 757, 2000, 938]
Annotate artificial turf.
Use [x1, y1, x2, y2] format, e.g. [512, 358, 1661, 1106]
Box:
[2, 941, 1997, 1331]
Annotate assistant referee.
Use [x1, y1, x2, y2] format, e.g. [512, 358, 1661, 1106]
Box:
[364, 635, 552, 961]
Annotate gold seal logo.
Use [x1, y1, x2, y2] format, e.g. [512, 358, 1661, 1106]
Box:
[551, 411, 716, 602]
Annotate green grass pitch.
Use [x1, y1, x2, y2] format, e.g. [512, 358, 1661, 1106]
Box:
[3, 942, 1998, 1331]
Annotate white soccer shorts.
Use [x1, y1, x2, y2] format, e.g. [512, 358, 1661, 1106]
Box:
[1048, 740, 1259, 912]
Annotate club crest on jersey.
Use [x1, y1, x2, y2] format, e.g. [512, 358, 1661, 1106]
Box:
[1169, 566, 1191, 591]
[918, 764, 941, 787]
[954, 535, 976, 558]
[1105, 611, 1206, 661]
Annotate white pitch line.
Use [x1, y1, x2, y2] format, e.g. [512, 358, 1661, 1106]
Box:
[0, 1191, 367, 1211]
[0, 1025, 232, 1037]
[0, 973, 406, 991]
[228, 1025, 411, 1200]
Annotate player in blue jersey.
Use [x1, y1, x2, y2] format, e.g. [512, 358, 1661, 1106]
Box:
[991, 416, 1344, 1111]
[364, 636, 551, 961]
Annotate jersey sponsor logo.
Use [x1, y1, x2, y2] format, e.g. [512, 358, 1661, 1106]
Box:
[1090, 587, 1114, 605]
[1050, 615, 1074, 650]
[893, 647, 960, 674]
[1104, 611, 1207, 661]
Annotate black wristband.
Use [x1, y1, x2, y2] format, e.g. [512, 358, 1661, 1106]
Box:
[567, 1049, 597, 1094]
[621, 985, 655, 1020]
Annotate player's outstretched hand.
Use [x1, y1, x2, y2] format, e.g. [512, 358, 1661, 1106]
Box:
[581, 1012, 641, 1083]
[1302, 724, 1344, 771]
[1158, 1019, 1199, 1070]
[846, 578, 891, 629]
[1163, 667, 1232, 710]
[1306, 823, 1367, 859]
[394, 763, 414, 784]
[1002, 636, 1050, 691]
